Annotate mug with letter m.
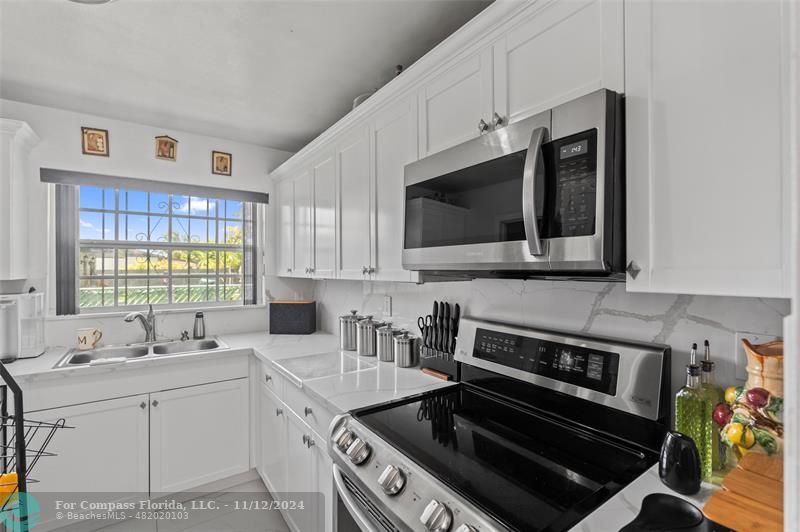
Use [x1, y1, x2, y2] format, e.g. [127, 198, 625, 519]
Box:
[77, 328, 102, 350]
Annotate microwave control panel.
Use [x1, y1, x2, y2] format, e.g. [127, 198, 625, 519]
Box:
[543, 129, 598, 238]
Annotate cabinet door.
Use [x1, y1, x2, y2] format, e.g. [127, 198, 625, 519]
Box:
[294, 169, 313, 277]
[312, 151, 337, 279]
[30, 396, 149, 531]
[337, 126, 373, 280]
[418, 47, 493, 157]
[372, 97, 419, 282]
[625, 0, 789, 297]
[150, 379, 249, 494]
[276, 177, 295, 276]
[258, 383, 288, 495]
[284, 411, 319, 532]
[493, 0, 623, 126]
[313, 437, 334, 532]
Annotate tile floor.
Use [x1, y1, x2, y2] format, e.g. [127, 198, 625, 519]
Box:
[100, 478, 291, 532]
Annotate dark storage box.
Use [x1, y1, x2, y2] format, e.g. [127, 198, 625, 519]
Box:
[269, 300, 316, 334]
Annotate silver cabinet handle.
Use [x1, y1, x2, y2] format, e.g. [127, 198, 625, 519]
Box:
[492, 112, 505, 129]
[276, 408, 283, 416]
[302, 434, 310, 445]
[140, 401, 147, 409]
[287, 268, 292, 273]
[361, 266, 368, 275]
[522, 126, 547, 256]
[304, 406, 313, 417]
[265, 374, 272, 383]
[152, 400, 159, 407]
[478, 118, 490, 133]
[626, 261, 642, 280]
[367, 267, 375, 274]
[306, 437, 316, 448]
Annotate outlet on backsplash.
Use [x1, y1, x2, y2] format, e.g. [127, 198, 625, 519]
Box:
[734, 332, 780, 381]
[383, 296, 392, 317]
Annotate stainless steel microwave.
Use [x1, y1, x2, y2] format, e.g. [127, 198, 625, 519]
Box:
[403, 89, 624, 278]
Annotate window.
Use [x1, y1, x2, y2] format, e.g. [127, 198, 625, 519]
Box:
[46, 170, 266, 315]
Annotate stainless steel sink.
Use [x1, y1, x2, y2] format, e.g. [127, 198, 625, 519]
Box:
[54, 337, 228, 368]
[152, 339, 220, 355]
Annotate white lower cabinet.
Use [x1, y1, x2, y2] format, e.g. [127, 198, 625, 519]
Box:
[258, 383, 334, 532]
[150, 378, 250, 494]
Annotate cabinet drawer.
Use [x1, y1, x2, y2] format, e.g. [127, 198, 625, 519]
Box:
[261, 362, 285, 399]
[283, 383, 335, 439]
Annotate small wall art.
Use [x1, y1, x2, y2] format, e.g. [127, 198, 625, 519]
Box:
[212, 151, 232, 176]
[81, 127, 109, 156]
[155, 135, 178, 161]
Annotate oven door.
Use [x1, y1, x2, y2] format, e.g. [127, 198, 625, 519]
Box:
[333, 464, 405, 532]
[402, 89, 622, 275]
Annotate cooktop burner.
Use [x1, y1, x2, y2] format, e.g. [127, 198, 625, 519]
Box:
[356, 385, 654, 531]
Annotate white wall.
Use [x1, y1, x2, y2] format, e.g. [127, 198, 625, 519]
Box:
[313, 278, 789, 397]
[0, 98, 317, 346]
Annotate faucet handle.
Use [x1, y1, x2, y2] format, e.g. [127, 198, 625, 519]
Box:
[180, 330, 190, 341]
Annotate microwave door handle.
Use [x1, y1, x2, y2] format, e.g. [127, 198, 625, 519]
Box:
[523, 126, 547, 256]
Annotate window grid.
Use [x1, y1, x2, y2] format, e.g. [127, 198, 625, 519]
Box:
[78, 187, 246, 310]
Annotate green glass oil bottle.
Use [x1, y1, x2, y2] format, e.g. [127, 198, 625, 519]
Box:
[700, 340, 724, 474]
[675, 343, 713, 481]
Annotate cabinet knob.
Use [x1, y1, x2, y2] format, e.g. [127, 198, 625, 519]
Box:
[276, 408, 283, 416]
[362, 266, 368, 275]
[306, 437, 316, 448]
[139, 401, 147, 409]
[152, 400, 159, 407]
[302, 434, 310, 445]
[492, 112, 505, 129]
[368, 267, 375, 274]
[265, 374, 272, 383]
[626, 261, 642, 280]
[478, 118, 490, 134]
[287, 268, 292, 273]
[304, 406, 313, 417]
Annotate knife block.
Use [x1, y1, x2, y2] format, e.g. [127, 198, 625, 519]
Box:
[420, 346, 460, 380]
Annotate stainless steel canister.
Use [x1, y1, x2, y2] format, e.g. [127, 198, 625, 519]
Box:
[356, 316, 385, 357]
[338, 310, 363, 351]
[394, 331, 419, 368]
[376, 323, 402, 362]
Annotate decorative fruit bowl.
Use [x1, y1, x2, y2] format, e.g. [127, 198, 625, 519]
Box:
[714, 385, 783, 457]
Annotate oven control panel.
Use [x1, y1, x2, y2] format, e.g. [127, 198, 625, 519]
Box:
[473, 327, 619, 395]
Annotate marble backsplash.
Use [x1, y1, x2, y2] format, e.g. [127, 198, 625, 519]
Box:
[312, 278, 790, 396]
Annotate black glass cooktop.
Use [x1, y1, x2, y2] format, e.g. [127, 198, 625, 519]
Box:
[355, 385, 655, 532]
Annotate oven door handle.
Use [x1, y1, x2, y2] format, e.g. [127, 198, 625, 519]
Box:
[522, 126, 547, 256]
[333, 464, 380, 532]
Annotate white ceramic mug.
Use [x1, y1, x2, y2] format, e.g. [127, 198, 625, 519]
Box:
[77, 328, 103, 350]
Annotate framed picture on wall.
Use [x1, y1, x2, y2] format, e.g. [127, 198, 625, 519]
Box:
[212, 151, 232, 176]
[81, 127, 109, 156]
[155, 135, 178, 161]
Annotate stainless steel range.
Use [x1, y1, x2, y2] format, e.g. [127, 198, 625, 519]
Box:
[329, 317, 670, 532]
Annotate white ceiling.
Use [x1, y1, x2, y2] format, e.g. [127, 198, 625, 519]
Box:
[0, 0, 491, 152]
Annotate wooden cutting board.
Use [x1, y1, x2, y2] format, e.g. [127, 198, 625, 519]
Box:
[738, 453, 783, 482]
[703, 455, 784, 531]
[703, 490, 783, 531]
[721, 467, 782, 510]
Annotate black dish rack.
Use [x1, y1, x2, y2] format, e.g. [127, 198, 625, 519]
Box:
[0, 361, 68, 527]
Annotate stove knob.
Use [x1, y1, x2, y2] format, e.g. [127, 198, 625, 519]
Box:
[454, 526, 478, 532]
[420, 499, 453, 532]
[377, 464, 406, 496]
[346, 438, 371, 465]
[333, 426, 355, 453]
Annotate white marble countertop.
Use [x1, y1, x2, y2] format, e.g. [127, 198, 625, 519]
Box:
[571, 464, 716, 531]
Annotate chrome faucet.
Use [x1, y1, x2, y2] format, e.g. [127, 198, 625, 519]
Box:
[124, 304, 157, 342]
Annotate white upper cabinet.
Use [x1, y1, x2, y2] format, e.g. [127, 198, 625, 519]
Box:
[293, 169, 313, 277]
[418, 48, 494, 157]
[625, 0, 790, 297]
[311, 151, 337, 279]
[492, 0, 623, 126]
[372, 96, 419, 282]
[275, 177, 294, 276]
[337, 126, 373, 279]
[0, 119, 39, 280]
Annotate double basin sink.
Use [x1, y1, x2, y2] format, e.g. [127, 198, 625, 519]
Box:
[54, 338, 227, 368]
